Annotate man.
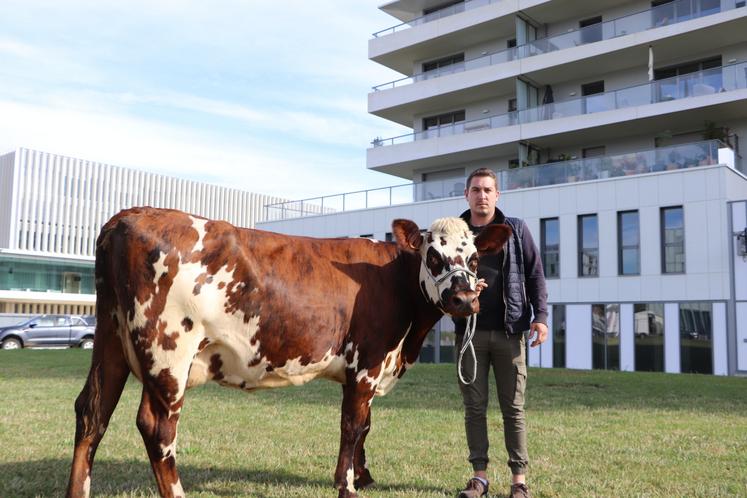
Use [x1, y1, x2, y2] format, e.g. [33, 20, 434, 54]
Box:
[455, 167, 548, 498]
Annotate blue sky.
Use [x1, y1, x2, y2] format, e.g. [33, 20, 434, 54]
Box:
[0, 1, 410, 199]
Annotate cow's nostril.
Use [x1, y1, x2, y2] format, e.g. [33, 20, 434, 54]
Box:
[451, 295, 463, 307]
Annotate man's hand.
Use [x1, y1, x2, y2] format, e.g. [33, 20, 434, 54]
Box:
[529, 322, 548, 348]
[474, 278, 487, 296]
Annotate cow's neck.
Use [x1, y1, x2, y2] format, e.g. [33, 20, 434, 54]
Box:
[398, 250, 445, 364]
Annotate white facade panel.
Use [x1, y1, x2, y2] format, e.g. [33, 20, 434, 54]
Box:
[619, 303, 635, 372]
[0, 151, 16, 248]
[664, 303, 680, 373]
[639, 205, 659, 276]
[732, 202, 747, 301]
[541, 306, 553, 368]
[712, 302, 728, 376]
[736, 302, 747, 372]
[566, 304, 592, 370]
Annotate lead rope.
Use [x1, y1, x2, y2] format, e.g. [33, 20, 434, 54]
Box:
[458, 312, 478, 385]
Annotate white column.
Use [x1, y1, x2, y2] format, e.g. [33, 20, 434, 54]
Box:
[712, 302, 728, 376]
[664, 303, 680, 373]
[541, 306, 554, 368]
[737, 302, 747, 372]
[619, 303, 635, 371]
[566, 304, 592, 370]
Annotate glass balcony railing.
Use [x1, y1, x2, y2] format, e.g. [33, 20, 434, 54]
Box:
[372, 0, 736, 91]
[263, 140, 735, 221]
[371, 60, 747, 147]
[372, 0, 496, 38]
[500, 140, 727, 190]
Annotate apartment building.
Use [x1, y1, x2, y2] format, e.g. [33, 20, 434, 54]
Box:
[0, 148, 288, 316]
[258, 0, 747, 376]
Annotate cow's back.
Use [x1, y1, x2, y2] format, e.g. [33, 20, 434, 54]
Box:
[96, 207, 408, 397]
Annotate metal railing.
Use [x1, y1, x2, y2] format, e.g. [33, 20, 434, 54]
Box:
[372, 0, 735, 91]
[264, 140, 734, 221]
[372, 0, 496, 38]
[372, 60, 747, 147]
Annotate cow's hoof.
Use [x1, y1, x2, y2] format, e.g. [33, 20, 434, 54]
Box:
[354, 469, 375, 489]
[337, 489, 358, 498]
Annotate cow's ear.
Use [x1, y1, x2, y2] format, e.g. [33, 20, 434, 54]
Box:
[392, 219, 423, 252]
[475, 224, 512, 255]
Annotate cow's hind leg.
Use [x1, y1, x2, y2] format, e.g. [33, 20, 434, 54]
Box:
[66, 315, 130, 498]
[136, 386, 186, 498]
[353, 411, 374, 489]
[334, 377, 375, 498]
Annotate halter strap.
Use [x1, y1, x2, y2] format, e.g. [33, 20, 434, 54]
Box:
[419, 259, 479, 385]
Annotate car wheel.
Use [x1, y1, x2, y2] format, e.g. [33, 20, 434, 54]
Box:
[79, 338, 94, 350]
[2, 338, 22, 350]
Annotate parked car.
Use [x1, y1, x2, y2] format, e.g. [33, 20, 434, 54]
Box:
[0, 314, 95, 350]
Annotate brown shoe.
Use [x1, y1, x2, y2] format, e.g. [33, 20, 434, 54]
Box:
[457, 477, 489, 498]
[510, 482, 531, 498]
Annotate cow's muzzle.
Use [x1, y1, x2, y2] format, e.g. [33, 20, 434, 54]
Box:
[444, 289, 479, 317]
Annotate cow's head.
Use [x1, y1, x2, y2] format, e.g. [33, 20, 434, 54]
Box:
[393, 217, 512, 317]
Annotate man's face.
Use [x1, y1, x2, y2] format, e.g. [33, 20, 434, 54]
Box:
[465, 175, 499, 218]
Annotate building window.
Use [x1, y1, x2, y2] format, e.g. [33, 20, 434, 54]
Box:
[680, 302, 713, 374]
[578, 214, 599, 277]
[618, 210, 640, 275]
[423, 110, 466, 131]
[423, 0, 464, 15]
[579, 15, 603, 44]
[541, 218, 560, 278]
[592, 304, 620, 370]
[661, 206, 685, 273]
[582, 80, 606, 114]
[634, 303, 665, 372]
[654, 56, 722, 101]
[552, 305, 566, 368]
[507, 38, 517, 48]
[422, 52, 465, 73]
[583, 146, 606, 158]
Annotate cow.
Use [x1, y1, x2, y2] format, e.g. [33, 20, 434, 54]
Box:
[66, 207, 511, 498]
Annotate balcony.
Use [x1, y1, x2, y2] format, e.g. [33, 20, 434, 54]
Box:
[372, 0, 739, 91]
[371, 60, 747, 147]
[373, 0, 498, 38]
[265, 140, 735, 221]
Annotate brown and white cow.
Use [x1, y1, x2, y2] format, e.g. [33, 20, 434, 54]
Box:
[66, 207, 511, 498]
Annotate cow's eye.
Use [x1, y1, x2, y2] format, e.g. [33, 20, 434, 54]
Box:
[468, 256, 478, 272]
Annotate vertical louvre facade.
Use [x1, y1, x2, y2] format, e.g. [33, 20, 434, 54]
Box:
[1, 148, 287, 257]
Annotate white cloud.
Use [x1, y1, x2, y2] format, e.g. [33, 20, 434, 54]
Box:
[0, 99, 398, 199]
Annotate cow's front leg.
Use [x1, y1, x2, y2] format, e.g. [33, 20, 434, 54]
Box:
[353, 411, 374, 489]
[334, 374, 375, 498]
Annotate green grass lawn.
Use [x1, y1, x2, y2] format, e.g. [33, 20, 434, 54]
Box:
[1, 350, 746, 498]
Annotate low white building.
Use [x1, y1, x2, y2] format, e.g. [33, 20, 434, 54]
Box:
[258, 0, 747, 376]
[0, 148, 288, 315]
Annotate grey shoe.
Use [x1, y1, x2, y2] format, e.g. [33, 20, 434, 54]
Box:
[510, 482, 531, 498]
[457, 477, 489, 498]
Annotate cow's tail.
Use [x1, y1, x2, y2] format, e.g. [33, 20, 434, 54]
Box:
[66, 213, 133, 498]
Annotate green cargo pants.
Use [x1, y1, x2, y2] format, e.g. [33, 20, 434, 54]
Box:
[456, 329, 528, 475]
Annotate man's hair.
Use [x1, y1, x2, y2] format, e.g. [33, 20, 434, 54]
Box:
[465, 167, 498, 190]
